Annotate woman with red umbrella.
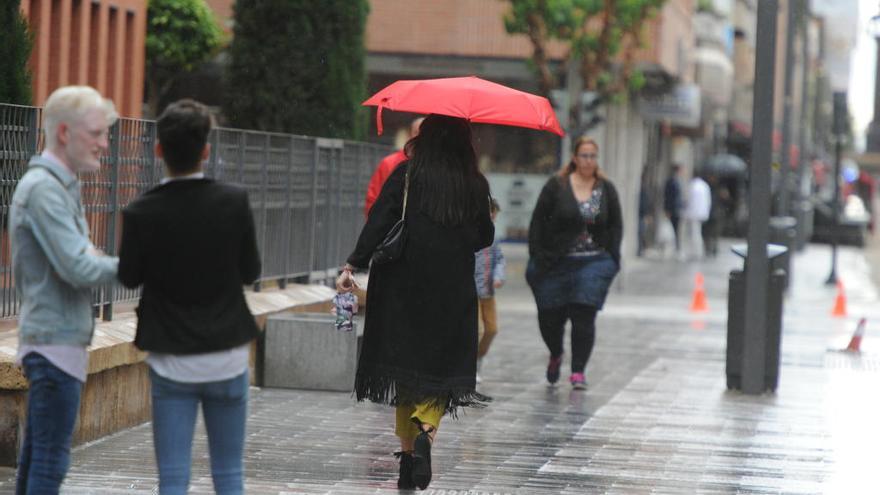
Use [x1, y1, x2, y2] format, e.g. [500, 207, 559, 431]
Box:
[336, 114, 494, 490]
[526, 136, 623, 390]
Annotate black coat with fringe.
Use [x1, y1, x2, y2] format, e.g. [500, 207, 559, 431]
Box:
[347, 162, 494, 415]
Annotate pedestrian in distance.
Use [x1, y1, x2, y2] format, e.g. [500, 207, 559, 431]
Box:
[118, 99, 261, 495]
[682, 172, 712, 261]
[637, 168, 653, 257]
[664, 163, 683, 252]
[526, 136, 623, 390]
[336, 114, 494, 490]
[11, 85, 120, 494]
[364, 117, 424, 217]
[703, 173, 727, 257]
[474, 198, 506, 384]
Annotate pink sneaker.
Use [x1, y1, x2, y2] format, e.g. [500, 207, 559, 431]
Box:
[570, 372, 587, 390]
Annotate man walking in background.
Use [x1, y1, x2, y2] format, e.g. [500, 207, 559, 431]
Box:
[11, 86, 120, 493]
[682, 172, 712, 261]
[663, 164, 683, 252]
[364, 117, 423, 216]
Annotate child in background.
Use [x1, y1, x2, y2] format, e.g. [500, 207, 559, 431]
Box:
[474, 199, 505, 383]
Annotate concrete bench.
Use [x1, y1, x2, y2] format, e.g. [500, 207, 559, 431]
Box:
[0, 283, 336, 467]
[263, 313, 363, 392]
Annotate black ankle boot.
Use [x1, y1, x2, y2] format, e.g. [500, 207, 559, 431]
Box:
[394, 451, 415, 489]
[412, 428, 434, 490]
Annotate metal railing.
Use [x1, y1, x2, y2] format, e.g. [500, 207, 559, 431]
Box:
[0, 103, 391, 321]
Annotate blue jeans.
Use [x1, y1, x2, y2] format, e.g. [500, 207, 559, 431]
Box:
[16, 352, 83, 495]
[526, 253, 619, 310]
[149, 369, 248, 495]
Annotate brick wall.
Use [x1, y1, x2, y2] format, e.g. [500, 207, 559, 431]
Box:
[20, 0, 146, 118]
[366, 0, 568, 59]
[366, 0, 695, 76]
[204, 0, 233, 36]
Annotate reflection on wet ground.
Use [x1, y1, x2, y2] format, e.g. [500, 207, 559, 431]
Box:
[2, 242, 879, 494]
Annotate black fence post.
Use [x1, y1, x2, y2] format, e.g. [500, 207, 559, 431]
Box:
[102, 121, 121, 321]
[307, 139, 320, 283]
[280, 136, 294, 289]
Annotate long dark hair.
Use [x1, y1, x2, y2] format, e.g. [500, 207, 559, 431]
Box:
[404, 114, 489, 226]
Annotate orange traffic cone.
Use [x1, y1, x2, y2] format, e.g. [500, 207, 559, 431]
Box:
[690, 272, 708, 312]
[831, 280, 847, 317]
[845, 317, 867, 352]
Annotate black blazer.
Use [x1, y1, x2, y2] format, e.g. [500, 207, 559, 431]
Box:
[118, 178, 261, 354]
[528, 175, 623, 271]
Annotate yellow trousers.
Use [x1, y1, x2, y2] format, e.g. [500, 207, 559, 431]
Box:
[477, 297, 498, 358]
[395, 402, 444, 442]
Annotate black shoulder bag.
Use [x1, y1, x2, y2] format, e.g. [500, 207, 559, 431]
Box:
[370, 170, 409, 265]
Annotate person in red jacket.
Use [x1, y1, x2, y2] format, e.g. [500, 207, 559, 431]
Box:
[364, 118, 423, 216]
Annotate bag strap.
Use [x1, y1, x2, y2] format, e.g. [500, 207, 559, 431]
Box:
[402, 169, 409, 220]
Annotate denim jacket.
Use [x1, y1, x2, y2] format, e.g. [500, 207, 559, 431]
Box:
[10, 155, 118, 345]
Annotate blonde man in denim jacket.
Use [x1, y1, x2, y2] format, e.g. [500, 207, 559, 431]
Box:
[10, 86, 119, 493]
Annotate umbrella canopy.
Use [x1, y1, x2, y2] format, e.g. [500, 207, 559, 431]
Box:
[702, 153, 747, 178]
[363, 76, 564, 136]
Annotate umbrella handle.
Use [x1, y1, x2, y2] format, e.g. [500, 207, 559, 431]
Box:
[376, 103, 385, 136]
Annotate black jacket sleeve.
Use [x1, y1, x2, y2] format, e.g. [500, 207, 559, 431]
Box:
[605, 181, 624, 267]
[347, 162, 407, 269]
[527, 177, 557, 264]
[239, 190, 261, 284]
[117, 209, 142, 288]
[473, 177, 495, 250]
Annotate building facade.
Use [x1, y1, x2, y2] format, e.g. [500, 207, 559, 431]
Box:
[20, 0, 146, 117]
[365, 0, 697, 263]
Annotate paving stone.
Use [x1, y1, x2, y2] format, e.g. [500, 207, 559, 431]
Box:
[2, 242, 880, 493]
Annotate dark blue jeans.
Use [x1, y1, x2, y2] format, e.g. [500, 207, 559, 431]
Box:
[16, 352, 83, 495]
[149, 369, 248, 495]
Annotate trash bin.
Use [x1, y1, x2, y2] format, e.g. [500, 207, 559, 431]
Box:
[768, 216, 796, 289]
[726, 244, 787, 393]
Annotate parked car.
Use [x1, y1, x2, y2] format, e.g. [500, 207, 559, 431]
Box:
[810, 196, 869, 247]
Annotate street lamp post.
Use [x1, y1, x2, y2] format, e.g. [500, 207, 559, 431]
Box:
[742, 0, 779, 395]
[826, 92, 847, 286]
[778, 0, 797, 216]
[866, 5, 880, 152]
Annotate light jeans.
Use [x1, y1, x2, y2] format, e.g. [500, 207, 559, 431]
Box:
[682, 218, 705, 260]
[149, 369, 248, 495]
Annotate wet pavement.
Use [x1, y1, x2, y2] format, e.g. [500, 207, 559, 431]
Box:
[2, 240, 880, 494]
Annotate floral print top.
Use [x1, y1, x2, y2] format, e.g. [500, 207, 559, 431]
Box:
[568, 186, 604, 255]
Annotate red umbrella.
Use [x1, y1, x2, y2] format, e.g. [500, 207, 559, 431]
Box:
[363, 76, 564, 136]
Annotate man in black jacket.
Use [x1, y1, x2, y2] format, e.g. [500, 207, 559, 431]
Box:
[117, 99, 260, 494]
[663, 163, 683, 252]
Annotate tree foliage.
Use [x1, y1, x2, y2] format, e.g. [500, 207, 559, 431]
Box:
[224, 0, 369, 139]
[503, 0, 666, 129]
[0, 3, 33, 104]
[146, 0, 223, 116]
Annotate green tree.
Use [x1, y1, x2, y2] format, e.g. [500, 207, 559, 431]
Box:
[224, 0, 369, 139]
[503, 0, 665, 131]
[146, 0, 223, 116]
[0, 3, 33, 104]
